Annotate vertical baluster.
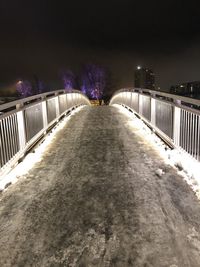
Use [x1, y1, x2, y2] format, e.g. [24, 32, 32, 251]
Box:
[2, 119, 9, 164]
[197, 115, 200, 161]
[9, 115, 15, 158]
[180, 110, 183, 148]
[184, 110, 187, 151]
[0, 120, 4, 167]
[190, 112, 193, 156]
[192, 114, 195, 158]
[6, 116, 12, 161]
[186, 111, 189, 153]
[194, 114, 198, 159]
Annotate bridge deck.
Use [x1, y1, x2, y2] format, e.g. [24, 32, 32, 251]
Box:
[0, 105, 200, 266]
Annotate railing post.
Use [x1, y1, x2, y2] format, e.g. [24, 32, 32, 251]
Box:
[74, 93, 77, 106]
[151, 98, 156, 125]
[16, 104, 26, 150]
[129, 92, 132, 108]
[42, 98, 48, 129]
[139, 94, 143, 115]
[69, 93, 73, 108]
[55, 93, 60, 118]
[173, 106, 181, 146]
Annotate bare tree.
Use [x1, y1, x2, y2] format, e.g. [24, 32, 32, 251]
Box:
[61, 70, 77, 92]
[81, 64, 106, 99]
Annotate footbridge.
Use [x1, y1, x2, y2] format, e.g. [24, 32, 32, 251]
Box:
[0, 88, 200, 266]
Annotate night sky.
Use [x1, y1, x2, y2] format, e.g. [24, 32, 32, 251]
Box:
[1, 0, 200, 94]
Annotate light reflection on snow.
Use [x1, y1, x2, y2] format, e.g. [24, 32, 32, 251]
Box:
[0, 106, 85, 191]
[115, 104, 200, 200]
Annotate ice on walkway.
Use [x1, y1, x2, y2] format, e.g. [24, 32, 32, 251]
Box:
[0, 105, 200, 267]
[116, 104, 200, 200]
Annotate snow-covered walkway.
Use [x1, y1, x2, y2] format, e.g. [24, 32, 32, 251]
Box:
[0, 105, 200, 267]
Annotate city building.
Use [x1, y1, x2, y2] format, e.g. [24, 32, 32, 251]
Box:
[170, 81, 200, 98]
[134, 66, 155, 90]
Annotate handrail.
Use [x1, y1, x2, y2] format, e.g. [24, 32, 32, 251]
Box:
[0, 89, 87, 112]
[112, 87, 200, 108]
[110, 88, 200, 162]
[0, 90, 90, 177]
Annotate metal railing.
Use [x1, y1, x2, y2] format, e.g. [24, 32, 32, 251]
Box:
[0, 90, 90, 176]
[110, 88, 200, 162]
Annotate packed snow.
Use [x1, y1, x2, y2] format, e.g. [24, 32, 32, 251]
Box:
[115, 104, 200, 200]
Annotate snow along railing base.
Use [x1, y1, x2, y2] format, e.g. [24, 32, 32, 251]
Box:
[0, 90, 90, 178]
[110, 88, 200, 164]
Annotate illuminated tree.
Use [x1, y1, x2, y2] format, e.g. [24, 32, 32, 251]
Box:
[16, 80, 33, 98]
[81, 64, 106, 99]
[61, 70, 76, 92]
